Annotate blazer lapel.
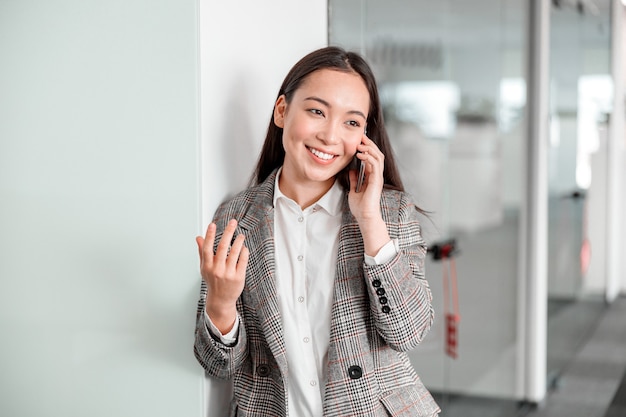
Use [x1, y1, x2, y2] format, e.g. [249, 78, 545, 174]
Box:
[237, 171, 288, 377]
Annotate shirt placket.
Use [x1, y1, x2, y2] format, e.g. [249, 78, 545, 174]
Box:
[294, 208, 320, 393]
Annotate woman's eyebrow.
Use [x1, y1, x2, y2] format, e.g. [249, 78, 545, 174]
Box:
[304, 96, 367, 120]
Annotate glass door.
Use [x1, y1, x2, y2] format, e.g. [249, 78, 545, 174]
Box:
[546, 0, 612, 387]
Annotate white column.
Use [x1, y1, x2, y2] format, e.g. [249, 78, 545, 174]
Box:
[607, 0, 625, 301]
[197, 1, 328, 416]
[519, 0, 550, 405]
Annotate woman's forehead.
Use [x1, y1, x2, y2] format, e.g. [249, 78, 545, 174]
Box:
[295, 69, 370, 114]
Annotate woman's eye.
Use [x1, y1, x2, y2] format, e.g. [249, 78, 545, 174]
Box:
[308, 109, 324, 116]
[347, 120, 361, 128]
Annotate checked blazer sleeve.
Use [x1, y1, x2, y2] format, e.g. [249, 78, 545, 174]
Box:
[194, 279, 248, 379]
[363, 190, 434, 352]
[193, 198, 254, 380]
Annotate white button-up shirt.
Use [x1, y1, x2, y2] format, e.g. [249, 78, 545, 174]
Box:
[206, 168, 397, 416]
[273, 172, 343, 417]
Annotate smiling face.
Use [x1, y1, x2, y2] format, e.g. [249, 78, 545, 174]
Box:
[273, 68, 370, 204]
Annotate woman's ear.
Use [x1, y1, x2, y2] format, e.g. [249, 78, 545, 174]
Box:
[273, 95, 287, 128]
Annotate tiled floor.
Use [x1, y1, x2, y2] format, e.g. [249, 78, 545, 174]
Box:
[605, 372, 626, 417]
[434, 296, 626, 417]
[524, 296, 626, 417]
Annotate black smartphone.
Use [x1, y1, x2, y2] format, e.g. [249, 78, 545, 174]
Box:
[353, 129, 367, 193]
[352, 153, 365, 193]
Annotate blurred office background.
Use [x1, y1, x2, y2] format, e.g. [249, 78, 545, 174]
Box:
[1, 0, 625, 416]
[329, 1, 625, 416]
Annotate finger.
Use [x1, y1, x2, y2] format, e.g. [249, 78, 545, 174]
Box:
[358, 135, 384, 157]
[196, 236, 204, 261]
[225, 233, 246, 269]
[365, 151, 384, 173]
[361, 133, 377, 147]
[360, 145, 384, 169]
[236, 245, 250, 275]
[358, 154, 384, 193]
[358, 152, 374, 175]
[215, 219, 238, 264]
[358, 145, 383, 162]
[201, 223, 217, 264]
[203, 223, 217, 249]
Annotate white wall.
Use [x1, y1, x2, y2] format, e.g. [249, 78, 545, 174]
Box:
[617, 1, 626, 296]
[0, 1, 202, 416]
[198, 0, 328, 415]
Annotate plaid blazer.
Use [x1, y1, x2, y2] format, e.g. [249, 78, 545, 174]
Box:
[195, 170, 440, 417]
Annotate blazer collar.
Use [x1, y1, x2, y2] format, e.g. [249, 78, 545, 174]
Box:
[271, 166, 344, 217]
[236, 169, 277, 234]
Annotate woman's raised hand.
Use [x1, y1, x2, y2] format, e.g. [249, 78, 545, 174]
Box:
[348, 134, 392, 258]
[196, 219, 249, 334]
[348, 134, 385, 221]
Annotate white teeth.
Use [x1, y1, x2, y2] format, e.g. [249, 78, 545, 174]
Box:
[309, 147, 335, 160]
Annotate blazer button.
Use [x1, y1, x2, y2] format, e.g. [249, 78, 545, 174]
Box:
[382, 305, 391, 314]
[376, 288, 386, 296]
[379, 296, 388, 304]
[372, 279, 382, 288]
[257, 364, 270, 377]
[348, 365, 363, 380]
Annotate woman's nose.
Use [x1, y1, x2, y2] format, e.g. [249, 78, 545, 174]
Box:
[317, 122, 342, 145]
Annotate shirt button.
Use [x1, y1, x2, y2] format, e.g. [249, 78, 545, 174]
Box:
[297, 255, 303, 261]
[310, 380, 317, 386]
[303, 337, 310, 343]
[298, 296, 305, 303]
[298, 216, 304, 222]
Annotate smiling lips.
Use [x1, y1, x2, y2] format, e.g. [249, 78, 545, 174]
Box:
[307, 146, 337, 162]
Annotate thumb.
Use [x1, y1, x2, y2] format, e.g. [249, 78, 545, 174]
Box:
[195, 236, 204, 259]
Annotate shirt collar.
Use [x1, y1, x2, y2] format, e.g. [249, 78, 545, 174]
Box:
[273, 167, 344, 216]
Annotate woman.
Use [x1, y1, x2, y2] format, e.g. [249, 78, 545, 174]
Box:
[194, 46, 440, 417]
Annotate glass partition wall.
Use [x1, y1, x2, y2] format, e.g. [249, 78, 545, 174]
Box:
[546, 0, 611, 387]
[330, 1, 528, 415]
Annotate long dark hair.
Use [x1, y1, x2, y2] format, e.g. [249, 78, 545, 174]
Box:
[252, 46, 405, 192]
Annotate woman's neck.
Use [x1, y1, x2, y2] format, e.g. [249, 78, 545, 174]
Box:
[277, 171, 335, 209]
